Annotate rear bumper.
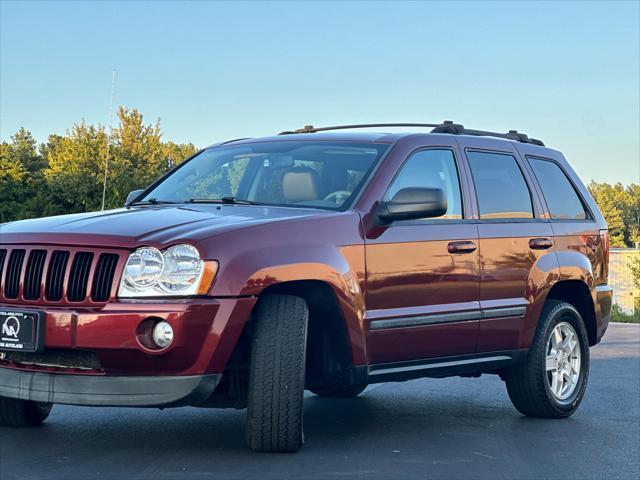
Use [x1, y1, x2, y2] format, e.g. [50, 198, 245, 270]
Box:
[0, 367, 222, 407]
[595, 285, 613, 343]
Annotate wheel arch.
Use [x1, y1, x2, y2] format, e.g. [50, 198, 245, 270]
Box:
[258, 280, 365, 389]
[234, 255, 368, 365]
[522, 250, 599, 348]
[544, 279, 598, 346]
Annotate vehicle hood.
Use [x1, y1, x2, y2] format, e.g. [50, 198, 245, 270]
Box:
[0, 204, 328, 249]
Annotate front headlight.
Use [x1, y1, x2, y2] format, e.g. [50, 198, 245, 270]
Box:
[118, 244, 217, 298]
[123, 247, 165, 289]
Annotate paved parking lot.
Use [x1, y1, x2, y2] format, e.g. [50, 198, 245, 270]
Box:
[1, 323, 638, 480]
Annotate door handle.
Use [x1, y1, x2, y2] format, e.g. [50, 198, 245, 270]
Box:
[529, 237, 553, 250]
[448, 241, 477, 254]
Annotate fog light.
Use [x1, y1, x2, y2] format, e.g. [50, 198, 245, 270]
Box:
[152, 321, 174, 349]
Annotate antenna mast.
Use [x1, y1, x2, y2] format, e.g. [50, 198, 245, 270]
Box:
[101, 69, 116, 211]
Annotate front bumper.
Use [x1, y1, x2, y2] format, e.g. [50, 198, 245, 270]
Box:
[0, 296, 257, 376]
[0, 367, 222, 407]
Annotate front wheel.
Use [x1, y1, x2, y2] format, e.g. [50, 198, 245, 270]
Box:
[246, 295, 309, 452]
[505, 300, 590, 418]
[0, 397, 52, 426]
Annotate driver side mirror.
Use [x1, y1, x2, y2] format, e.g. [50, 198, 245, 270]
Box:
[375, 187, 447, 224]
[125, 189, 145, 207]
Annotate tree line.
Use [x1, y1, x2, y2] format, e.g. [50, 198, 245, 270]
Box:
[588, 182, 639, 248]
[1, 106, 638, 250]
[0, 107, 196, 222]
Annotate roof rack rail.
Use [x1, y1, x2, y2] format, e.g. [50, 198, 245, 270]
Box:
[431, 121, 545, 146]
[278, 120, 545, 146]
[278, 123, 444, 135]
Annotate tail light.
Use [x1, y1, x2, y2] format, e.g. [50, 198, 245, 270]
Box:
[600, 229, 609, 283]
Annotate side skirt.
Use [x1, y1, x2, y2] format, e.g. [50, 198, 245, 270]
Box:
[352, 350, 527, 384]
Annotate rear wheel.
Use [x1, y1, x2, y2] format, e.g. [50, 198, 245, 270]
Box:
[246, 295, 308, 452]
[505, 300, 589, 418]
[0, 397, 52, 427]
[309, 383, 367, 398]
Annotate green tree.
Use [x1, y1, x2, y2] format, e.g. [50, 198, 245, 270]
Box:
[623, 184, 640, 247]
[107, 107, 196, 207]
[10, 127, 45, 172]
[44, 122, 110, 212]
[38, 107, 196, 214]
[0, 110, 200, 222]
[0, 130, 53, 222]
[588, 182, 628, 247]
[163, 141, 197, 169]
[0, 143, 32, 222]
[108, 107, 163, 206]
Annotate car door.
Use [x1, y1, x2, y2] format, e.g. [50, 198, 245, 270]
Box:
[363, 139, 481, 364]
[460, 139, 555, 353]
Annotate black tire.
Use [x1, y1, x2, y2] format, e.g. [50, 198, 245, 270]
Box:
[505, 300, 590, 418]
[309, 383, 367, 398]
[0, 396, 52, 427]
[246, 295, 308, 453]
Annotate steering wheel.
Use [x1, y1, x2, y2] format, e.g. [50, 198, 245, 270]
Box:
[324, 191, 352, 204]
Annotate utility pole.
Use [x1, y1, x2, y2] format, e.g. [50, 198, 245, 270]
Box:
[101, 69, 116, 211]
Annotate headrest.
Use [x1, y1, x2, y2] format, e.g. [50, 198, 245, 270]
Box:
[282, 167, 322, 202]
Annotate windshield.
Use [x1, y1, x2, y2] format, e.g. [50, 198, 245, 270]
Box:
[139, 141, 388, 210]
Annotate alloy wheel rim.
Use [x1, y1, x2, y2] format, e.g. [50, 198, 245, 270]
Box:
[545, 321, 581, 401]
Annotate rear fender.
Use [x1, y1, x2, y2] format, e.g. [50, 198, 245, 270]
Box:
[518, 251, 561, 348]
[519, 250, 596, 348]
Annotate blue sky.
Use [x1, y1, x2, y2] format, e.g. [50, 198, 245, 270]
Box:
[1, 0, 638, 184]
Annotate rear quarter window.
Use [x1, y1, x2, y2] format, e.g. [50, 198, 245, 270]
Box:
[528, 157, 590, 220]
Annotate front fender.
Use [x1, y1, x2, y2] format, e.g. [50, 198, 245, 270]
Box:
[209, 243, 368, 364]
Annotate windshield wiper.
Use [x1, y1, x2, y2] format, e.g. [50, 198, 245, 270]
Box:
[130, 198, 182, 206]
[188, 197, 259, 205]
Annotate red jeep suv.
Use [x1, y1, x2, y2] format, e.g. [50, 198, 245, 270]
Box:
[0, 122, 613, 452]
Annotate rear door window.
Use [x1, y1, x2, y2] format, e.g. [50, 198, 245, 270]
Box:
[528, 157, 589, 220]
[466, 151, 534, 220]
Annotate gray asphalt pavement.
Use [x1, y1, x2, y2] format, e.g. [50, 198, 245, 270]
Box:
[1, 323, 638, 480]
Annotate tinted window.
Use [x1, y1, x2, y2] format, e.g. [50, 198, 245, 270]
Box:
[386, 149, 462, 220]
[467, 151, 533, 220]
[529, 158, 589, 220]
